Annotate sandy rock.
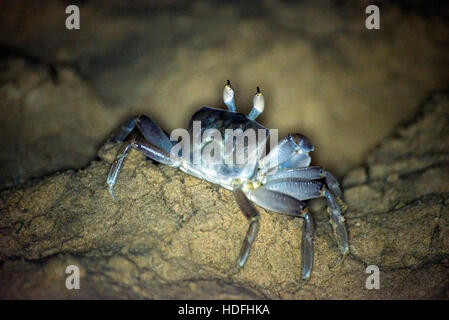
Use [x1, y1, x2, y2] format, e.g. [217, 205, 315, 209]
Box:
[0, 57, 123, 189]
[1, 93, 448, 299]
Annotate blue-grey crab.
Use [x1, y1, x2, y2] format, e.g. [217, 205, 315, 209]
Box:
[107, 80, 349, 280]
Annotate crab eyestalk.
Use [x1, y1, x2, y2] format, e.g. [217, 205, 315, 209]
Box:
[223, 80, 236, 112]
[248, 86, 264, 120]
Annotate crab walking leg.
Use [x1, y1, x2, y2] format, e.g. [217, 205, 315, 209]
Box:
[323, 188, 349, 254]
[264, 179, 323, 201]
[135, 115, 174, 152]
[107, 140, 133, 200]
[246, 186, 306, 216]
[264, 178, 348, 254]
[265, 166, 324, 182]
[110, 117, 138, 142]
[265, 166, 344, 200]
[301, 209, 315, 280]
[234, 188, 260, 267]
[248, 187, 315, 279]
[323, 170, 344, 200]
[107, 136, 177, 200]
[110, 115, 173, 153]
[246, 186, 314, 280]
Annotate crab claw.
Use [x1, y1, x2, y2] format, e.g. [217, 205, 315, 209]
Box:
[248, 86, 264, 121]
[223, 80, 236, 112]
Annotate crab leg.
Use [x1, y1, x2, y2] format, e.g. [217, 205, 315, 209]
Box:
[107, 136, 176, 200]
[234, 188, 260, 267]
[301, 209, 315, 280]
[110, 115, 173, 153]
[110, 117, 138, 142]
[323, 188, 349, 254]
[107, 140, 133, 200]
[266, 166, 343, 199]
[323, 170, 344, 200]
[263, 179, 323, 201]
[246, 186, 306, 216]
[266, 166, 323, 182]
[261, 177, 348, 253]
[245, 185, 315, 280]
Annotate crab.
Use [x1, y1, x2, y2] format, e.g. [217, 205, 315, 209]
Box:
[107, 80, 349, 280]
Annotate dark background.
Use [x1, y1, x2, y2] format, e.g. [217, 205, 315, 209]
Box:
[1, 0, 448, 188]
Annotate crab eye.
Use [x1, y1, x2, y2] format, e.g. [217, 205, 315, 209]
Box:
[223, 84, 234, 104]
[252, 92, 265, 113]
[248, 87, 265, 120]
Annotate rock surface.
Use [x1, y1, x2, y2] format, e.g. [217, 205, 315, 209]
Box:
[1, 93, 448, 299]
[0, 56, 124, 189]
